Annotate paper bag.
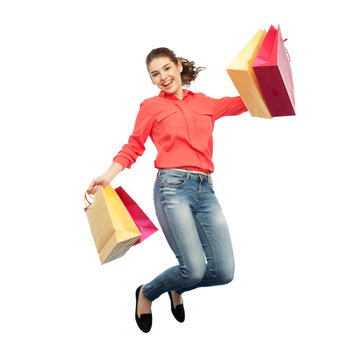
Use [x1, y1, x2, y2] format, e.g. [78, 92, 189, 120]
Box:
[114, 186, 158, 245]
[227, 29, 272, 119]
[253, 25, 295, 117]
[85, 185, 141, 264]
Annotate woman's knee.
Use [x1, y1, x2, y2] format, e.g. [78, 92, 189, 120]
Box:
[215, 264, 235, 285]
[180, 261, 206, 284]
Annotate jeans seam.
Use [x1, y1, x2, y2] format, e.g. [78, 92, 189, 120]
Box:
[160, 192, 185, 263]
[152, 188, 186, 292]
[146, 185, 185, 300]
[193, 213, 217, 278]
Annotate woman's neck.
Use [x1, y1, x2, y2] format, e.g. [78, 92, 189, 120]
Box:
[173, 87, 183, 101]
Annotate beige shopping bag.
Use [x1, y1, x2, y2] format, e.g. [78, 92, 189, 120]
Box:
[226, 29, 272, 119]
[84, 185, 141, 264]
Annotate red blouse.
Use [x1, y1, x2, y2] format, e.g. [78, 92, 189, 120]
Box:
[113, 89, 247, 173]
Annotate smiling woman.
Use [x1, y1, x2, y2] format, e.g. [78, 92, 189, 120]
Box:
[146, 47, 206, 97]
[88, 47, 248, 333]
[149, 58, 183, 98]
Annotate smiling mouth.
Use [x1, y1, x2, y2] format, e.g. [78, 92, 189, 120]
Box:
[162, 80, 173, 88]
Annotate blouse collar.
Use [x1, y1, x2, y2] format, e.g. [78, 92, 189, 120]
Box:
[158, 88, 194, 100]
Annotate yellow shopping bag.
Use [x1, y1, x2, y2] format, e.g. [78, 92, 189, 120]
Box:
[84, 185, 141, 264]
[226, 29, 272, 119]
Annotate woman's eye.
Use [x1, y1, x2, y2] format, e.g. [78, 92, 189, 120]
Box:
[165, 67, 170, 70]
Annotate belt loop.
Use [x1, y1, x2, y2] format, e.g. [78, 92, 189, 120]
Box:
[186, 169, 190, 181]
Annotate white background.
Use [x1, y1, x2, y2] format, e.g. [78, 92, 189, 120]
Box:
[1, 0, 359, 359]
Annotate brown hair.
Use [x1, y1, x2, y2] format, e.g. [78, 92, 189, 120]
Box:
[146, 47, 205, 87]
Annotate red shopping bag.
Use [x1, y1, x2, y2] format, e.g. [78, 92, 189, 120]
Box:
[253, 25, 295, 117]
[114, 186, 158, 245]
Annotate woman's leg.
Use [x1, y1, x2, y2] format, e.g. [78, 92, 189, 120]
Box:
[175, 175, 235, 294]
[142, 170, 207, 302]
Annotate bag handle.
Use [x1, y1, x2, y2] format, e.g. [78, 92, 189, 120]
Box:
[84, 190, 96, 210]
[282, 38, 291, 63]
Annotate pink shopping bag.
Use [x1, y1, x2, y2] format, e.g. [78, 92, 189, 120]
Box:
[253, 25, 295, 117]
[114, 186, 158, 245]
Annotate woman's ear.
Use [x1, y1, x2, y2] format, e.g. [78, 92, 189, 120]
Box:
[177, 60, 183, 73]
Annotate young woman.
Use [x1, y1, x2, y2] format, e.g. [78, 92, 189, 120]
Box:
[88, 47, 248, 332]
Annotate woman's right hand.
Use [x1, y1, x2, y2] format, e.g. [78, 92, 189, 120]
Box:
[88, 175, 111, 195]
[87, 162, 124, 195]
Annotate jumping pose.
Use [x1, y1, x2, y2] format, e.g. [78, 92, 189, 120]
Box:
[88, 47, 248, 332]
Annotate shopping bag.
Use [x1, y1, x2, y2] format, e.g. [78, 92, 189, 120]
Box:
[253, 25, 295, 117]
[226, 29, 272, 119]
[114, 186, 158, 246]
[84, 185, 141, 264]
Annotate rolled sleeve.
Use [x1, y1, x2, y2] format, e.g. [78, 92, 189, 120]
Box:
[113, 102, 154, 169]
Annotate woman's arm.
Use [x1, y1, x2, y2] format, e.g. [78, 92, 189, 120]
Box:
[87, 101, 154, 194]
[206, 95, 248, 120]
[113, 101, 154, 169]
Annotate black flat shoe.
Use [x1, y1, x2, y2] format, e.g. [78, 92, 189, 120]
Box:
[135, 285, 152, 333]
[168, 291, 185, 323]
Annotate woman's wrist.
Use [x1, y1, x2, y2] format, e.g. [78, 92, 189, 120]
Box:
[104, 162, 124, 182]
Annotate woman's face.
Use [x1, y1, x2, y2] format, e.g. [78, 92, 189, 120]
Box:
[148, 56, 183, 98]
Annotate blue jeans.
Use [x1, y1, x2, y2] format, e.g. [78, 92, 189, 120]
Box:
[142, 169, 235, 301]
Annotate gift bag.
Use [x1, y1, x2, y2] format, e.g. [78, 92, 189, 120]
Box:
[226, 29, 272, 119]
[114, 186, 158, 246]
[84, 185, 141, 264]
[253, 25, 295, 117]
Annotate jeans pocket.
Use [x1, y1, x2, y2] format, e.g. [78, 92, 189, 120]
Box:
[160, 172, 188, 188]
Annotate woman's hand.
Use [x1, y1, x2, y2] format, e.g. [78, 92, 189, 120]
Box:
[88, 175, 111, 195]
[87, 162, 124, 195]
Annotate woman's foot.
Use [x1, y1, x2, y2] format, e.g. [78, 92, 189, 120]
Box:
[135, 285, 152, 333]
[168, 291, 185, 323]
[169, 291, 183, 307]
[137, 285, 152, 317]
